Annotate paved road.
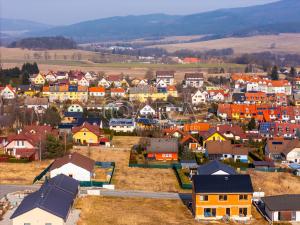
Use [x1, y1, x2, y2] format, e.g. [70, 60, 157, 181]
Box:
[0, 184, 39, 199]
[86, 189, 192, 200]
[0, 184, 192, 201]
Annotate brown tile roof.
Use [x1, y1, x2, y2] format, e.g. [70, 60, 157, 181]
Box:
[72, 122, 103, 137]
[146, 138, 178, 153]
[206, 141, 251, 155]
[50, 152, 95, 172]
[266, 139, 300, 155]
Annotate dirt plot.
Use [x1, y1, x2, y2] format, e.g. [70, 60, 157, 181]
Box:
[0, 160, 52, 184]
[249, 170, 300, 196]
[75, 196, 267, 225]
[75, 196, 197, 225]
[73, 146, 182, 192]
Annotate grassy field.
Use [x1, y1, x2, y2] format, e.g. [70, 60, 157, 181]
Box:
[0, 47, 244, 79]
[0, 160, 52, 184]
[151, 33, 300, 54]
[73, 136, 183, 192]
[248, 170, 300, 196]
[75, 196, 267, 225]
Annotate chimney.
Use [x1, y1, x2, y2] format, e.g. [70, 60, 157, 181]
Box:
[69, 154, 72, 159]
[217, 127, 219, 132]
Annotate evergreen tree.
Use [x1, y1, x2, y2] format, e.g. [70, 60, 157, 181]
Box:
[42, 107, 61, 127]
[43, 134, 65, 159]
[247, 117, 256, 130]
[270, 66, 279, 80]
[290, 67, 297, 77]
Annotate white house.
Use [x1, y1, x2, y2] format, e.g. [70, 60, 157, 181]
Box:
[286, 146, 300, 163]
[208, 91, 226, 102]
[89, 87, 105, 97]
[109, 118, 135, 133]
[156, 71, 175, 85]
[140, 105, 156, 116]
[191, 90, 208, 105]
[262, 195, 300, 222]
[78, 76, 90, 87]
[111, 88, 126, 98]
[24, 96, 49, 114]
[56, 71, 69, 80]
[156, 79, 167, 88]
[67, 104, 84, 112]
[98, 77, 111, 88]
[0, 85, 16, 99]
[45, 72, 57, 82]
[184, 73, 204, 88]
[197, 160, 237, 175]
[49, 152, 95, 181]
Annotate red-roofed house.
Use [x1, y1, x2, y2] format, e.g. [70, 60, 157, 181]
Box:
[72, 122, 104, 145]
[0, 85, 16, 99]
[89, 87, 105, 97]
[111, 88, 126, 98]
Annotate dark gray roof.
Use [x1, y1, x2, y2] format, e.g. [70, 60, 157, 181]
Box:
[11, 174, 79, 221]
[232, 93, 246, 102]
[146, 138, 178, 153]
[192, 175, 253, 193]
[262, 195, 300, 211]
[197, 160, 237, 175]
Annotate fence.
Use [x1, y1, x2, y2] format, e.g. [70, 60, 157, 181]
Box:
[174, 167, 192, 189]
[253, 167, 291, 173]
[33, 163, 53, 184]
[128, 163, 181, 169]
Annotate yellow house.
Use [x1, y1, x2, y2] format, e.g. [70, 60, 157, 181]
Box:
[203, 131, 226, 146]
[192, 175, 253, 221]
[167, 85, 178, 97]
[31, 73, 46, 85]
[72, 122, 102, 145]
[129, 87, 168, 102]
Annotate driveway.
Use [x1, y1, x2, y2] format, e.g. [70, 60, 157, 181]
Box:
[0, 184, 39, 199]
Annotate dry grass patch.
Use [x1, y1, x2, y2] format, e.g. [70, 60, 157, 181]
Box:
[249, 170, 300, 196]
[75, 196, 197, 225]
[93, 167, 108, 181]
[0, 160, 52, 184]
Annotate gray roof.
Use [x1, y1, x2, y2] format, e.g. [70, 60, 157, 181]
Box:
[192, 175, 253, 194]
[262, 195, 300, 211]
[109, 118, 135, 126]
[11, 174, 79, 221]
[197, 160, 237, 175]
[24, 96, 49, 105]
[146, 138, 178, 153]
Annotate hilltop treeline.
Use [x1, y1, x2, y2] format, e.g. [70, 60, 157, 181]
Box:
[8, 36, 77, 50]
[0, 62, 39, 85]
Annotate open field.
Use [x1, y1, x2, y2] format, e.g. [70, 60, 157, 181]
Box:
[75, 196, 267, 225]
[73, 138, 183, 192]
[0, 160, 52, 184]
[151, 33, 300, 54]
[0, 47, 245, 79]
[248, 170, 300, 196]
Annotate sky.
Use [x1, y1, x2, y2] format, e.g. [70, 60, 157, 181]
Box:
[0, 0, 278, 25]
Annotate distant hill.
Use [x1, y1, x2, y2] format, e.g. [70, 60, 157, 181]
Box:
[8, 36, 77, 50]
[0, 18, 52, 34]
[29, 0, 300, 42]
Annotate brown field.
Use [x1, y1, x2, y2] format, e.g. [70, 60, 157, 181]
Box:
[73, 137, 183, 192]
[0, 160, 52, 184]
[75, 196, 267, 225]
[248, 170, 300, 196]
[151, 33, 300, 54]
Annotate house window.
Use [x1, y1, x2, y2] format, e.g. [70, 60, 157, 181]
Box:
[239, 194, 248, 200]
[204, 208, 216, 217]
[24, 223, 31, 225]
[200, 195, 208, 201]
[239, 208, 248, 217]
[83, 133, 86, 136]
[219, 195, 228, 201]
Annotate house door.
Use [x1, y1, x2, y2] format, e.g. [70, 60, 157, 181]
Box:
[291, 211, 296, 221]
[279, 211, 292, 221]
[226, 208, 231, 217]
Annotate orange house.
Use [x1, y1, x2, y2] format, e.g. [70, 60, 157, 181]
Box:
[184, 123, 210, 133]
[146, 138, 178, 161]
[192, 175, 253, 221]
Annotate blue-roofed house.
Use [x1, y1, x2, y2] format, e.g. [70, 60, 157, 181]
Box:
[197, 160, 237, 175]
[109, 118, 135, 133]
[259, 122, 276, 137]
[11, 174, 79, 225]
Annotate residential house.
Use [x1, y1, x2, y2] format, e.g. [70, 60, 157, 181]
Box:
[206, 141, 250, 162]
[78, 76, 90, 87]
[265, 139, 300, 163]
[146, 138, 178, 161]
[110, 87, 126, 98]
[31, 73, 46, 85]
[167, 85, 178, 97]
[184, 73, 204, 88]
[140, 104, 156, 116]
[129, 86, 168, 102]
[56, 71, 69, 80]
[98, 77, 110, 88]
[192, 175, 253, 221]
[5, 125, 57, 160]
[262, 195, 300, 222]
[107, 74, 122, 87]
[293, 93, 300, 106]
[89, 86, 105, 97]
[0, 85, 16, 99]
[47, 85, 88, 103]
[197, 160, 237, 175]
[184, 122, 210, 133]
[191, 90, 208, 105]
[109, 118, 135, 133]
[50, 152, 95, 181]
[45, 71, 57, 82]
[182, 57, 201, 64]
[202, 128, 227, 146]
[11, 174, 79, 225]
[156, 71, 175, 86]
[207, 90, 227, 102]
[72, 122, 103, 145]
[24, 96, 49, 114]
[156, 79, 167, 88]
[67, 103, 84, 113]
[232, 93, 246, 104]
